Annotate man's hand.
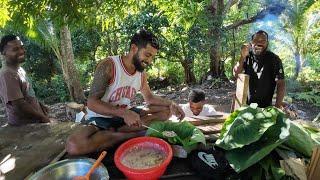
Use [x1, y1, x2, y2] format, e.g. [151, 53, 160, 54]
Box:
[123, 110, 142, 127]
[275, 102, 284, 110]
[233, 43, 250, 78]
[275, 80, 285, 111]
[241, 43, 250, 58]
[170, 103, 185, 120]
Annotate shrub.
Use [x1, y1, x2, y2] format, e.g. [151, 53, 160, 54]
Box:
[32, 74, 69, 104]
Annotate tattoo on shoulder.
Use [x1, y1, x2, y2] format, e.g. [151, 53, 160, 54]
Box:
[89, 60, 112, 97]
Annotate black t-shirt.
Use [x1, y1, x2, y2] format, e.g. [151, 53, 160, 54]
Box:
[243, 50, 284, 108]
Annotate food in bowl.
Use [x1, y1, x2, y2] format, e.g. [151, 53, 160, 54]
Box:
[114, 137, 173, 180]
[162, 130, 177, 137]
[121, 146, 166, 169]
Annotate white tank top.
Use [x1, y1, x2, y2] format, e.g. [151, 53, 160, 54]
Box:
[86, 55, 142, 119]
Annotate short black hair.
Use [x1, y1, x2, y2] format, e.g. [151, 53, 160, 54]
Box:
[0, 34, 19, 55]
[130, 29, 159, 50]
[251, 30, 269, 41]
[188, 89, 205, 103]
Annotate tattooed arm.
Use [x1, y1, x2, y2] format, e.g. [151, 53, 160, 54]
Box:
[87, 59, 142, 126]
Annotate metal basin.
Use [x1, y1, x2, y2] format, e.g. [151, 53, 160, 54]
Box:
[28, 158, 109, 180]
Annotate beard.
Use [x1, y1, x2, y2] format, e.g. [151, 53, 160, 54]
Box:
[17, 56, 25, 63]
[252, 44, 268, 56]
[253, 47, 264, 55]
[192, 111, 200, 116]
[8, 55, 25, 65]
[133, 53, 145, 72]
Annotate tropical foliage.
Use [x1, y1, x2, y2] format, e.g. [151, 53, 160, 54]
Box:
[0, 0, 318, 105]
[216, 104, 320, 179]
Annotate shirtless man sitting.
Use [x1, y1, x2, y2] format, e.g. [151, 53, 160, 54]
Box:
[66, 29, 185, 155]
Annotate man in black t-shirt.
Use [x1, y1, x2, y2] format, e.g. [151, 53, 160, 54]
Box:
[233, 30, 285, 108]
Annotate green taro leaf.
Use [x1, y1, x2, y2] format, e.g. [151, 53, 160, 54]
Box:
[284, 122, 320, 157]
[216, 105, 278, 150]
[220, 105, 290, 172]
[146, 121, 206, 152]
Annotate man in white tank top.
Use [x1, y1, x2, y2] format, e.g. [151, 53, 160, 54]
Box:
[66, 29, 185, 155]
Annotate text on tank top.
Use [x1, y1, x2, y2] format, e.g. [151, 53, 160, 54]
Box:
[100, 55, 142, 109]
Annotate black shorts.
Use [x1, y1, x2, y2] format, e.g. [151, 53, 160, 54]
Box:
[87, 107, 142, 130]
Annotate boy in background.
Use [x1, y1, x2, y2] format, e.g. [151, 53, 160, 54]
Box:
[180, 89, 217, 117]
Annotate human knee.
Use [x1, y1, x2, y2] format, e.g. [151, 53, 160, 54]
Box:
[65, 135, 83, 155]
[158, 109, 171, 120]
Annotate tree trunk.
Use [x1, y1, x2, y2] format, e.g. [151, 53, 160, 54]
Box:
[90, 44, 99, 74]
[293, 50, 302, 79]
[112, 32, 119, 55]
[182, 61, 196, 85]
[209, 24, 225, 77]
[209, 0, 224, 77]
[60, 24, 86, 103]
[105, 33, 113, 56]
[231, 29, 236, 75]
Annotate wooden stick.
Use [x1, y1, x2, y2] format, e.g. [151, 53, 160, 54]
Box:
[308, 147, 320, 180]
[49, 149, 67, 164]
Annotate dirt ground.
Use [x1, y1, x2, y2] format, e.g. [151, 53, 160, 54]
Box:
[0, 81, 318, 127]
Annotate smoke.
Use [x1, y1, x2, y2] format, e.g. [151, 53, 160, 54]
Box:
[247, 3, 295, 71]
[250, 14, 280, 42]
[248, 2, 286, 41]
[249, 2, 292, 47]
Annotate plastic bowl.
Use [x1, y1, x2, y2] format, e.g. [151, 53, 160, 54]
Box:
[114, 137, 173, 180]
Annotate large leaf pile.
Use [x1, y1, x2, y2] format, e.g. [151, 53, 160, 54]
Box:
[146, 121, 206, 152]
[215, 104, 320, 179]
